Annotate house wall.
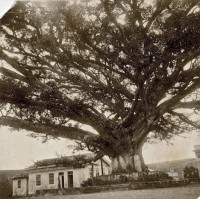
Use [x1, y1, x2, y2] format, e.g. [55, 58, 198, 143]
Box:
[88, 160, 110, 178]
[12, 178, 28, 196]
[28, 167, 89, 195]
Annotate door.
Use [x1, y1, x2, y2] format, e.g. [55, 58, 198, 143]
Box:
[68, 171, 73, 188]
[58, 172, 64, 189]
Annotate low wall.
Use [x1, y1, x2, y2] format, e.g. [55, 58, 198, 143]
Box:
[93, 171, 173, 186]
[95, 171, 169, 182]
[94, 173, 138, 183]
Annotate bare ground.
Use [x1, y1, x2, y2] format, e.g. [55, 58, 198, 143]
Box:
[12, 184, 200, 199]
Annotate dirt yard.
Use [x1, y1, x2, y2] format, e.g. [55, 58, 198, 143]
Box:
[12, 184, 200, 199]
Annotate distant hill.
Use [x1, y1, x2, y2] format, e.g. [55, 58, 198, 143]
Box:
[0, 170, 22, 197]
[148, 158, 198, 173]
[0, 170, 22, 182]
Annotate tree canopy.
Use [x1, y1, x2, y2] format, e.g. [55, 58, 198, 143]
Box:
[0, 0, 200, 163]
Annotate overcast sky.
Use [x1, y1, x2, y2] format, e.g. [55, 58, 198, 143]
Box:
[0, 0, 199, 170]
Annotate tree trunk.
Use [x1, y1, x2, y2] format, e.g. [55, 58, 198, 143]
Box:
[111, 141, 147, 173]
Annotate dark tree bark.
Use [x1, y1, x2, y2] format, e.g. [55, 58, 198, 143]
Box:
[111, 140, 146, 173]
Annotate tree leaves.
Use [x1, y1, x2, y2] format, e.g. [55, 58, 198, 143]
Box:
[0, 0, 200, 156]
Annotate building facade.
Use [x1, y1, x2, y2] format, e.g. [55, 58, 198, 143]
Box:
[12, 154, 110, 196]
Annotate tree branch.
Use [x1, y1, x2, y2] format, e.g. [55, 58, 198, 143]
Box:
[170, 111, 200, 129]
[0, 67, 28, 83]
[145, 0, 172, 31]
[0, 47, 29, 78]
[173, 100, 200, 110]
[0, 116, 97, 141]
[158, 78, 200, 113]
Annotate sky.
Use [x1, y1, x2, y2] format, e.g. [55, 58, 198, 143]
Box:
[0, 0, 200, 170]
[0, 0, 15, 18]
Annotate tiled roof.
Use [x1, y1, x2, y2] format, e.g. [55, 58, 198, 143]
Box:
[27, 153, 110, 171]
[11, 172, 29, 179]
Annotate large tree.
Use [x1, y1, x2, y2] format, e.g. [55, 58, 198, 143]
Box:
[0, 0, 200, 173]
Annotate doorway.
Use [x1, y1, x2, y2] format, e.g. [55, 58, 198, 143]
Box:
[58, 172, 64, 189]
[67, 171, 73, 188]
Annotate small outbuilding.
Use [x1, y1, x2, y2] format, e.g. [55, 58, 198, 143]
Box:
[12, 173, 29, 197]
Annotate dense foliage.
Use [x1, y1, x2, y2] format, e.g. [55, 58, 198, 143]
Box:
[0, 0, 200, 168]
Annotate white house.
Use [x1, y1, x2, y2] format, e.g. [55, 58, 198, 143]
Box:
[12, 153, 110, 196]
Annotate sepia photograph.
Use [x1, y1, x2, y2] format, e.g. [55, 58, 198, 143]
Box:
[0, 0, 200, 198]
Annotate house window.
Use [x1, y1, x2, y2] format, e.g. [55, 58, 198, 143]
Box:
[36, 174, 41, 186]
[49, 173, 54, 184]
[18, 180, 21, 188]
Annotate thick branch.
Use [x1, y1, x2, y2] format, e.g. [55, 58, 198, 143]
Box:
[173, 100, 200, 110]
[0, 116, 97, 141]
